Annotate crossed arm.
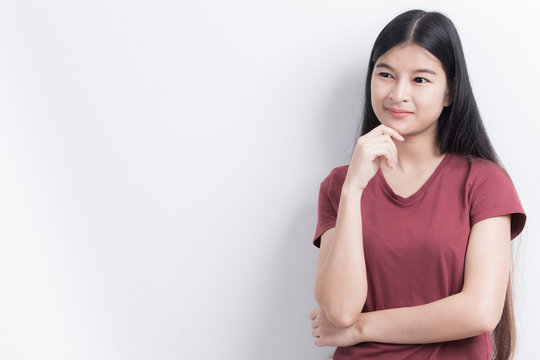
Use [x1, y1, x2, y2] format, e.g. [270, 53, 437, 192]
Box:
[310, 215, 511, 346]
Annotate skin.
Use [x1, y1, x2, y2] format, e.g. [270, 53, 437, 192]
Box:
[310, 43, 511, 346]
[370, 41, 454, 191]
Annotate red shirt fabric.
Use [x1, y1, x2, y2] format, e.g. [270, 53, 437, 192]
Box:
[312, 152, 527, 359]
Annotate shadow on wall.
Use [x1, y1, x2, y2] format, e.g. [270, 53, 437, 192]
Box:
[245, 69, 365, 359]
[247, 201, 334, 360]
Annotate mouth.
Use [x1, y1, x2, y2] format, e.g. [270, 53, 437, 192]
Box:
[386, 108, 413, 118]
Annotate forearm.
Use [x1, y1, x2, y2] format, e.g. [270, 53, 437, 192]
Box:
[357, 292, 491, 344]
[315, 186, 367, 326]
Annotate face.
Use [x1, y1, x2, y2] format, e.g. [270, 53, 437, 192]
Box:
[370, 43, 453, 139]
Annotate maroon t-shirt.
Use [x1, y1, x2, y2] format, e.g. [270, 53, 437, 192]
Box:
[312, 152, 526, 359]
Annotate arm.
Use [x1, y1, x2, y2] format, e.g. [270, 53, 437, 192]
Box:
[311, 215, 511, 346]
[356, 215, 511, 344]
[315, 186, 368, 327]
[314, 124, 404, 328]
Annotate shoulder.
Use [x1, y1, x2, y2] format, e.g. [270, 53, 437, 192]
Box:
[468, 156, 506, 175]
[459, 156, 527, 239]
[319, 165, 349, 198]
[323, 165, 349, 183]
[320, 165, 349, 188]
[465, 156, 514, 190]
[447, 152, 498, 170]
[448, 153, 511, 183]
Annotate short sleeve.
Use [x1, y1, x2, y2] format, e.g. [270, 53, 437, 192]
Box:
[312, 172, 338, 248]
[469, 163, 526, 240]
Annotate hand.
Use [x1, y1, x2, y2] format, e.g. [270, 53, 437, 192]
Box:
[309, 307, 361, 347]
[343, 124, 405, 192]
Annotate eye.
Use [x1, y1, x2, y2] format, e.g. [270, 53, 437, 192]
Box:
[414, 77, 428, 83]
[378, 72, 393, 79]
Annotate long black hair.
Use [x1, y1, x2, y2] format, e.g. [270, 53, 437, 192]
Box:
[350, 9, 514, 360]
[354, 9, 500, 164]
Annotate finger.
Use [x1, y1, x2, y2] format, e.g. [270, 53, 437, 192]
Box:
[367, 144, 396, 169]
[378, 142, 397, 168]
[371, 135, 398, 165]
[383, 135, 398, 165]
[370, 124, 405, 142]
[380, 124, 405, 141]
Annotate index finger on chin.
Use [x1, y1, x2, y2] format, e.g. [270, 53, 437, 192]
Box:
[378, 124, 404, 141]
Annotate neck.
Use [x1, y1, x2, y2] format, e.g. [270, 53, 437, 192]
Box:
[387, 132, 444, 174]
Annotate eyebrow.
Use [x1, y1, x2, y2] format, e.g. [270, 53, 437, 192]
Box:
[375, 62, 437, 75]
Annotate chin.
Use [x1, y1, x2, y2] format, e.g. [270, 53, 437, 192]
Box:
[381, 120, 408, 132]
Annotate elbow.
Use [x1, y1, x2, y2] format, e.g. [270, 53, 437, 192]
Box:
[321, 306, 360, 328]
[478, 311, 503, 333]
[475, 302, 504, 333]
[459, 290, 505, 334]
[315, 290, 365, 328]
[323, 307, 361, 328]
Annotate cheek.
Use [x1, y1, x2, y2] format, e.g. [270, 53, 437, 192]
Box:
[370, 81, 385, 107]
[416, 89, 446, 113]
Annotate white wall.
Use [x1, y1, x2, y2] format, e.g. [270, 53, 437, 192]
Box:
[0, 1, 538, 359]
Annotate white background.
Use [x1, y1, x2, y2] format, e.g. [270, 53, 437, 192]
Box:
[0, 1, 538, 359]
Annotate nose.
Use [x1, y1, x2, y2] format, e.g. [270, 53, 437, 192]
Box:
[389, 79, 410, 102]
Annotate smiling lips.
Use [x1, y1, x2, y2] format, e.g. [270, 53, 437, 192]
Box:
[387, 107, 413, 118]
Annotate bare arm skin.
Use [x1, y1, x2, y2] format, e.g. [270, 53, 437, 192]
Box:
[314, 125, 404, 328]
[314, 187, 367, 328]
[311, 215, 511, 345]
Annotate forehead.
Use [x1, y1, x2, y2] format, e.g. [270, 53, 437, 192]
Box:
[375, 43, 444, 73]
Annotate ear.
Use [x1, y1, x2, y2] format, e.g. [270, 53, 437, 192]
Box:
[444, 78, 455, 107]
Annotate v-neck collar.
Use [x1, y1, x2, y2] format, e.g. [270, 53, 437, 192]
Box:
[376, 152, 453, 207]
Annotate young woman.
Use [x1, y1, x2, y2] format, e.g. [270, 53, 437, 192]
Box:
[309, 9, 527, 360]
